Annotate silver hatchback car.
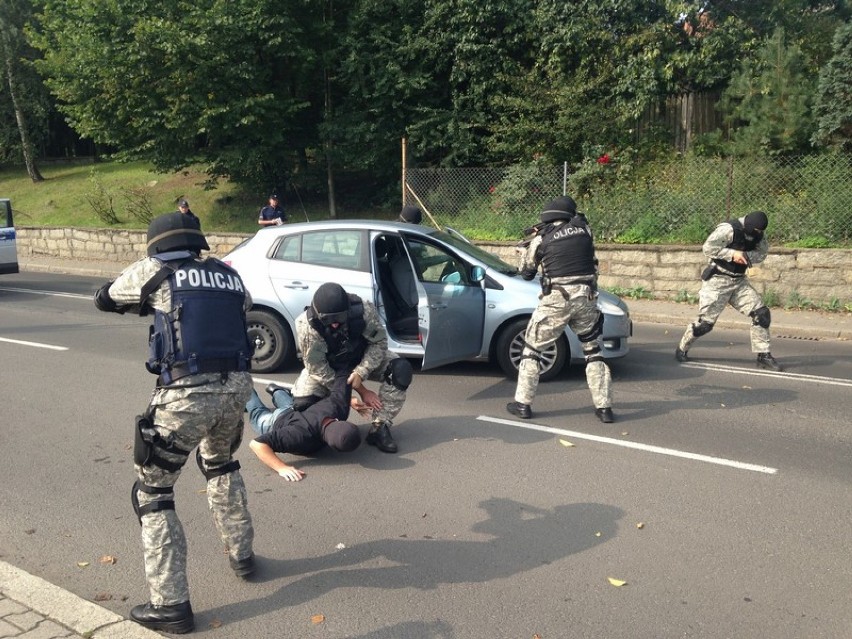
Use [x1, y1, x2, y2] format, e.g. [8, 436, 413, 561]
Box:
[223, 220, 631, 380]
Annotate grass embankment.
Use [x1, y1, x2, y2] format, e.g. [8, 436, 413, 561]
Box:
[1, 161, 388, 232]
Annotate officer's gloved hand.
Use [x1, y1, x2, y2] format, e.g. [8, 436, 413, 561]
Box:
[94, 281, 125, 314]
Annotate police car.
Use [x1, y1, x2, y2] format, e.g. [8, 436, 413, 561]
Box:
[224, 220, 631, 380]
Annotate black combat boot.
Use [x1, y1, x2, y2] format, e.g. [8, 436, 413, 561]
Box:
[506, 402, 532, 419]
[595, 407, 614, 423]
[675, 347, 689, 362]
[366, 421, 398, 453]
[265, 383, 290, 399]
[130, 601, 194, 634]
[756, 352, 783, 372]
[230, 552, 256, 579]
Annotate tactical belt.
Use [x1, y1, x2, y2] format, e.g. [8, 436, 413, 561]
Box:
[158, 357, 246, 385]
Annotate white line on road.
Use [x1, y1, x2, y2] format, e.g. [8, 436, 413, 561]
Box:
[0, 336, 68, 351]
[477, 415, 779, 475]
[680, 361, 852, 387]
[0, 286, 90, 300]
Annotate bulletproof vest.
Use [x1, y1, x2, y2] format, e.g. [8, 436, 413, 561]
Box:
[146, 252, 252, 383]
[307, 294, 367, 370]
[712, 219, 761, 275]
[538, 217, 596, 279]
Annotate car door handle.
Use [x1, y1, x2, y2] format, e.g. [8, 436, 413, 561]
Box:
[283, 282, 309, 290]
[429, 303, 447, 310]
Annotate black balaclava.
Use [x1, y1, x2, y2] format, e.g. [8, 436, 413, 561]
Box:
[311, 283, 350, 326]
[743, 211, 768, 241]
[322, 419, 361, 452]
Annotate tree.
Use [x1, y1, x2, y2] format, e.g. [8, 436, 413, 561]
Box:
[721, 27, 816, 155]
[32, 0, 325, 190]
[812, 21, 852, 150]
[0, 0, 45, 181]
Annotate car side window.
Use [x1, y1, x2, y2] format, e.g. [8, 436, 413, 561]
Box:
[301, 230, 364, 270]
[271, 235, 301, 261]
[405, 239, 469, 285]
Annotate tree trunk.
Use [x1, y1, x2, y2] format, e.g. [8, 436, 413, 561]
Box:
[4, 55, 43, 182]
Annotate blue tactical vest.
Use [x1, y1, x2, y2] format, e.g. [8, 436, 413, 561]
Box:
[146, 251, 252, 383]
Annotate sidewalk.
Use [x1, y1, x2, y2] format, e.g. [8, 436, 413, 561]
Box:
[18, 254, 851, 341]
[0, 561, 159, 639]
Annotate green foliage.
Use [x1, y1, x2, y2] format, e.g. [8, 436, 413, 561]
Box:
[721, 28, 816, 156]
[813, 21, 852, 151]
[85, 169, 120, 225]
[675, 289, 699, 304]
[604, 285, 654, 300]
[762, 288, 782, 308]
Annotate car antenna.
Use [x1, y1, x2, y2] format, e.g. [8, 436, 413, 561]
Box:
[289, 179, 310, 222]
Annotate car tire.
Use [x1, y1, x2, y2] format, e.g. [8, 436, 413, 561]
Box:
[246, 309, 295, 373]
[494, 317, 568, 382]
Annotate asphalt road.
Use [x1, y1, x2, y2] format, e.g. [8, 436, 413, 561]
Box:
[2, 272, 851, 639]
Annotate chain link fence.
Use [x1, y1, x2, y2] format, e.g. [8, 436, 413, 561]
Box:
[405, 154, 852, 247]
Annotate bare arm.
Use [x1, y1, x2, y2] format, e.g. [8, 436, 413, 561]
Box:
[249, 439, 305, 481]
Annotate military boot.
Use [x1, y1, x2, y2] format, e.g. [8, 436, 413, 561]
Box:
[230, 552, 256, 579]
[675, 347, 689, 362]
[756, 352, 783, 372]
[366, 421, 398, 453]
[506, 401, 532, 419]
[130, 601, 194, 634]
[595, 407, 614, 423]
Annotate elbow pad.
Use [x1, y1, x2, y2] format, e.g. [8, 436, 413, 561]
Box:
[94, 281, 124, 313]
[520, 267, 537, 281]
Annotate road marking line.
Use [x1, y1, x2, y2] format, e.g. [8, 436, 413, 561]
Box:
[680, 362, 852, 387]
[0, 337, 68, 351]
[0, 286, 90, 300]
[477, 415, 778, 475]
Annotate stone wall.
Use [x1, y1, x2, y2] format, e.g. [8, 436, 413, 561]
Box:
[17, 226, 851, 304]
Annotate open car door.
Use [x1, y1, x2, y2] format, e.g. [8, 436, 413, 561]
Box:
[402, 236, 486, 370]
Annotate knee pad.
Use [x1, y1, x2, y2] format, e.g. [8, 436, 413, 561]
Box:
[692, 320, 714, 337]
[196, 449, 241, 481]
[750, 306, 771, 328]
[583, 343, 604, 364]
[577, 313, 604, 343]
[384, 358, 413, 390]
[131, 480, 174, 525]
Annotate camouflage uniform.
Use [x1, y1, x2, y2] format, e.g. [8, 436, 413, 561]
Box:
[678, 219, 771, 355]
[107, 256, 255, 606]
[294, 299, 406, 426]
[514, 234, 612, 411]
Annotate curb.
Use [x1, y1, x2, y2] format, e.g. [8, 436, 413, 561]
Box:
[0, 560, 160, 639]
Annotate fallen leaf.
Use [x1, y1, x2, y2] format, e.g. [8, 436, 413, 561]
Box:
[93, 593, 112, 602]
[422, 513, 428, 518]
[77, 561, 90, 568]
[742, 385, 752, 390]
[595, 532, 602, 537]
[99, 555, 117, 565]
[559, 439, 575, 447]
[311, 614, 325, 625]
[335, 543, 346, 550]
[24, 529, 35, 535]
[620, 432, 629, 436]
[720, 403, 726, 407]
[209, 619, 222, 628]
[636, 522, 645, 529]
[534, 635, 543, 639]
[607, 577, 627, 587]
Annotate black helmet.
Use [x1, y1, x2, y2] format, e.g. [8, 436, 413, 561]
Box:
[311, 282, 350, 326]
[146, 212, 209, 257]
[399, 205, 422, 224]
[540, 196, 578, 223]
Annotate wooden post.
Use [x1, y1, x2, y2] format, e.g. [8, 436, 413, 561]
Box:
[401, 137, 408, 207]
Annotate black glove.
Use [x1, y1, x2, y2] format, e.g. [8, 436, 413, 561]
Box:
[93, 281, 128, 314]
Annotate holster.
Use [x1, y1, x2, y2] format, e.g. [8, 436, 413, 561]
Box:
[701, 264, 717, 281]
[133, 412, 159, 466]
[541, 277, 552, 296]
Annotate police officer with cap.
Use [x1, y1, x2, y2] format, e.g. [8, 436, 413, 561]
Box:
[258, 193, 286, 226]
[94, 212, 256, 633]
[676, 210, 782, 371]
[507, 196, 615, 423]
[293, 282, 412, 453]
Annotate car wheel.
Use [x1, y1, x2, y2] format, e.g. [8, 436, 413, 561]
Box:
[246, 310, 295, 373]
[494, 318, 568, 382]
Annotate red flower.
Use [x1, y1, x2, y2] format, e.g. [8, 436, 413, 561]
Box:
[597, 153, 611, 165]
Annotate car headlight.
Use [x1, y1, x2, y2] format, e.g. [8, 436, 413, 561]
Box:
[597, 297, 626, 316]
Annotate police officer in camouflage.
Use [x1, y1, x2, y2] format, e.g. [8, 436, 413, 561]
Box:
[293, 282, 412, 453]
[675, 210, 782, 371]
[94, 212, 256, 634]
[506, 196, 615, 423]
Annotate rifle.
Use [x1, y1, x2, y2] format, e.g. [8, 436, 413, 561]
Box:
[516, 223, 545, 250]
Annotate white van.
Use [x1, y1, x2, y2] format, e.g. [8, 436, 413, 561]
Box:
[1, 198, 19, 274]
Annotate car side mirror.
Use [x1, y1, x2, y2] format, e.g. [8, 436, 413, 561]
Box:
[470, 265, 485, 283]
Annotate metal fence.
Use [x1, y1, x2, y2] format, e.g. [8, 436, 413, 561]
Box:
[404, 154, 852, 247]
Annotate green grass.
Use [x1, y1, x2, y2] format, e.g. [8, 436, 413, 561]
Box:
[1, 161, 388, 232]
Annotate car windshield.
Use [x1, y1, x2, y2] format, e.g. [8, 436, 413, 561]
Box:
[422, 229, 520, 276]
